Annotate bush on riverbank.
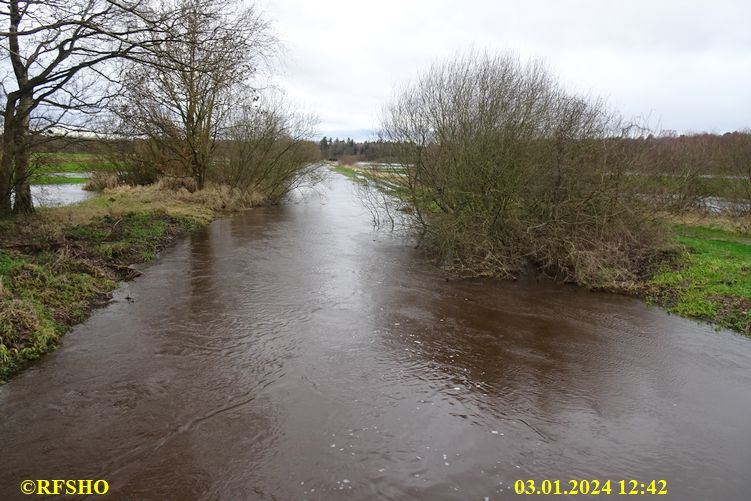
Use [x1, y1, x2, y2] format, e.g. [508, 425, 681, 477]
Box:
[340, 163, 751, 334]
[381, 52, 669, 288]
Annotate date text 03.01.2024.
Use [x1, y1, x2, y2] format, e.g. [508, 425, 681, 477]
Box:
[514, 479, 668, 496]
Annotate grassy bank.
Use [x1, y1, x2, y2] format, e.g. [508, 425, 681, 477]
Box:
[646, 221, 751, 334]
[0, 183, 262, 382]
[32, 152, 113, 174]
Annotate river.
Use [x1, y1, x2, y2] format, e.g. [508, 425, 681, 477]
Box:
[1, 173, 750, 500]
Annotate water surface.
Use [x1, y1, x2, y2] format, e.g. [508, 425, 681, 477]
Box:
[31, 183, 95, 207]
[1, 173, 750, 500]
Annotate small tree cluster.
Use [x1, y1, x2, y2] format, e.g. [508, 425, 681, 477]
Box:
[319, 137, 395, 162]
[216, 96, 321, 203]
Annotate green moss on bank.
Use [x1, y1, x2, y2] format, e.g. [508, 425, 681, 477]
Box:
[647, 224, 751, 335]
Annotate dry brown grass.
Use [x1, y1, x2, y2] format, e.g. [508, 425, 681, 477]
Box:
[83, 171, 121, 191]
[156, 176, 198, 193]
[40, 183, 265, 229]
[665, 211, 751, 234]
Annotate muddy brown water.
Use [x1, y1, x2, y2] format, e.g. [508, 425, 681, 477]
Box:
[2, 173, 751, 500]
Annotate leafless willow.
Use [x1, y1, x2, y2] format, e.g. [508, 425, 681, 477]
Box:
[380, 52, 664, 286]
[217, 95, 321, 202]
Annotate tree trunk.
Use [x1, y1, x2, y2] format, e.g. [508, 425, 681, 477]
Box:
[0, 149, 12, 217]
[12, 94, 33, 214]
[6, 1, 33, 214]
[0, 102, 15, 216]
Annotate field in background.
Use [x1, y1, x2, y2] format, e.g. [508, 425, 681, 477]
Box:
[29, 152, 115, 185]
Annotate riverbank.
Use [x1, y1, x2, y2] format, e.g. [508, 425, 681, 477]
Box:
[645, 217, 751, 334]
[0, 183, 263, 382]
[335, 165, 751, 336]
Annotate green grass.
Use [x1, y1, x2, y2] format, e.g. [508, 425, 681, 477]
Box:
[647, 224, 751, 334]
[0, 250, 24, 276]
[332, 164, 362, 181]
[31, 152, 115, 174]
[30, 175, 89, 185]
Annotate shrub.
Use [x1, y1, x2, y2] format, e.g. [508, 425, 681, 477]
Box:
[212, 98, 322, 203]
[84, 171, 121, 191]
[381, 52, 668, 287]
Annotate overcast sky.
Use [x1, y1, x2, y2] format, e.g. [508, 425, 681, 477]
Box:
[260, 0, 751, 141]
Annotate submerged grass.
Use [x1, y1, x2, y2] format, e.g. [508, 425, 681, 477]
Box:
[333, 165, 362, 181]
[332, 164, 409, 198]
[0, 183, 263, 382]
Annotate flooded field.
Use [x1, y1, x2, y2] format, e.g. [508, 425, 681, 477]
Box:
[31, 182, 95, 208]
[1, 174, 750, 500]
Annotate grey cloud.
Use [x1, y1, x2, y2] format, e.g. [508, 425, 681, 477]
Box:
[262, 0, 751, 140]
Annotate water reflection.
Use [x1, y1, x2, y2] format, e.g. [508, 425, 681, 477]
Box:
[31, 183, 96, 207]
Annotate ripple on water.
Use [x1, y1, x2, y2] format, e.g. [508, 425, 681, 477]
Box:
[1, 173, 751, 500]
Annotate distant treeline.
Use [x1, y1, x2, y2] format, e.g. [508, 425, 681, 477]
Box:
[319, 137, 398, 163]
[317, 132, 751, 172]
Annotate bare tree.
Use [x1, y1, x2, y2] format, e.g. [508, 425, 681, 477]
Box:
[113, 0, 276, 190]
[0, 0, 170, 215]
